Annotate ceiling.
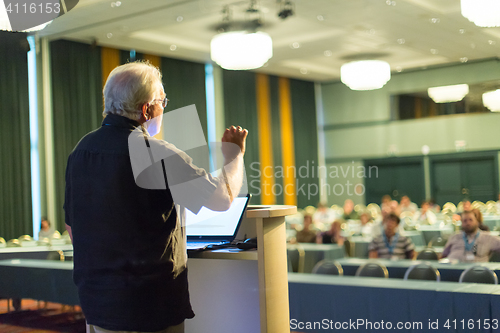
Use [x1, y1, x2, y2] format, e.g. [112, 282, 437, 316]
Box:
[39, 0, 500, 82]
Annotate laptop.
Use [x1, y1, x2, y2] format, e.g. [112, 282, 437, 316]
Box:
[186, 194, 251, 251]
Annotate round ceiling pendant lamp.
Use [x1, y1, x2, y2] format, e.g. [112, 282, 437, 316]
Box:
[460, 0, 500, 27]
[340, 60, 391, 91]
[483, 89, 500, 112]
[428, 84, 469, 103]
[210, 31, 273, 70]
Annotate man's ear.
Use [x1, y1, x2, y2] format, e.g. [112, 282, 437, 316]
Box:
[141, 103, 149, 119]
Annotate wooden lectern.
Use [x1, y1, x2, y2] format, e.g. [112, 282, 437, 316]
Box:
[186, 205, 296, 333]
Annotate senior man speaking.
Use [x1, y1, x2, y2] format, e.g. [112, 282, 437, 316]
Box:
[64, 61, 247, 333]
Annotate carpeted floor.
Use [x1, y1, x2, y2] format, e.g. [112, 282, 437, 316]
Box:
[0, 299, 85, 333]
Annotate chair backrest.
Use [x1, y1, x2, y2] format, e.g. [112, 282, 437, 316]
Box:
[46, 250, 65, 261]
[355, 262, 389, 278]
[404, 262, 440, 281]
[416, 248, 439, 261]
[344, 239, 352, 257]
[459, 265, 498, 284]
[428, 236, 447, 247]
[6, 239, 21, 247]
[312, 260, 344, 275]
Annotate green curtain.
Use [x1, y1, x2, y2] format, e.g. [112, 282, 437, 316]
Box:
[0, 32, 33, 240]
[161, 57, 208, 140]
[269, 75, 284, 205]
[222, 70, 261, 204]
[51, 39, 102, 231]
[290, 79, 319, 208]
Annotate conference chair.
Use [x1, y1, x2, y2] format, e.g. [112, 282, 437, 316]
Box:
[459, 265, 498, 284]
[416, 248, 439, 260]
[404, 262, 440, 281]
[46, 250, 65, 261]
[355, 262, 389, 278]
[311, 260, 343, 275]
[6, 239, 21, 247]
[0, 237, 5, 247]
[344, 239, 352, 257]
[428, 236, 447, 247]
[287, 243, 305, 273]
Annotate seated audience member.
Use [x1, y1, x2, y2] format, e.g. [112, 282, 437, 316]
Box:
[357, 212, 373, 237]
[472, 208, 490, 231]
[38, 218, 54, 240]
[428, 198, 441, 213]
[368, 213, 415, 260]
[413, 201, 437, 225]
[295, 213, 317, 243]
[453, 199, 472, 221]
[317, 220, 345, 245]
[399, 195, 418, 215]
[442, 210, 500, 262]
[313, 202, 336, 224]
[342, 199, 359, 220]
[381, 195, 392, 212]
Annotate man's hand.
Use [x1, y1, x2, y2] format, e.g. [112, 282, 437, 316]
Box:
[221, 125, 248, 160]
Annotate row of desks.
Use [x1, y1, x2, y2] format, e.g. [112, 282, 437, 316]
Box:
[289, 273, 500, 333]
[2, 259, 500, 333]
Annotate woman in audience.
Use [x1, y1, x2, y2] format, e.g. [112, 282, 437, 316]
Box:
[472, 208, 490, 231]
[295, 213, 317, 243]
[38, 218, 54, 240]
[317, 220, 345, 245]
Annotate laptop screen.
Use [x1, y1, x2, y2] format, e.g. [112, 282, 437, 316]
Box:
[186, 195, 250, 238]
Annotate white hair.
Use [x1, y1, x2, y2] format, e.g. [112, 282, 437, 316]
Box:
[102, 61, 163, 120]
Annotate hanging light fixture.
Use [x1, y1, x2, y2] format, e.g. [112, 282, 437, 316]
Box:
[340, 60, 391, 91]
[460, 0, 500, 27]
[210, 3, 273, 70]
[483, 89, 500, 112]
[211, 31, 272, 70]
[428, 84, 469, 103]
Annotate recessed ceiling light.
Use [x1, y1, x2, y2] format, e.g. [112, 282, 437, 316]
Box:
[459, 29, 466, 34]
[460, 57, 468, 63]
[111, 1, 121, 7]
[430, 18, 440, 23]
[324, 50, 332, 56]
[397, 38, 405, 44]
[106, 33, 113, 38]
[176, 16, 183, 22]
[488, 40, 496, 45]
[291, 42, 300, 49]
[170, 45, 177, 51]
[300, 68, 308, 74]
[396, 66, 403, 72]
[317, 15, 324, 21]
[430, 48, 438, 54]
[386, 0, 396, 6]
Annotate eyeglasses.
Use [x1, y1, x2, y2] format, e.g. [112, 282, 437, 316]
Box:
[151, 97, 169, 108]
